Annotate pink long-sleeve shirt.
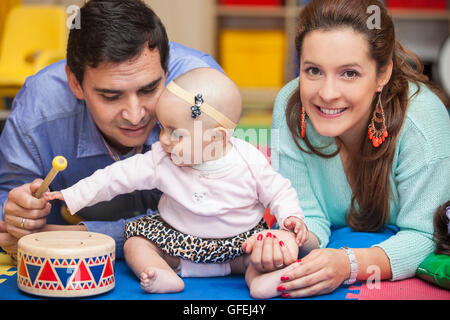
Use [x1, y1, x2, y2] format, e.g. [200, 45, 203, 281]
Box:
[61, 137, 303, 238]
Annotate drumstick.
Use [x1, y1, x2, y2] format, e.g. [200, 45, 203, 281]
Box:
[33, 156, 67, 199]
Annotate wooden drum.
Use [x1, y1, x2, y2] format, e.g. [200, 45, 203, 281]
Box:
[17, 231, 115, 298]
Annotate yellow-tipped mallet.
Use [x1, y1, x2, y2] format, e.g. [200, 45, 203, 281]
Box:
[33, 156, 67, 199]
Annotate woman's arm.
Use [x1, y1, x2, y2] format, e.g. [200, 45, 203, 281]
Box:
[277, 246, 391, 298]
[373, 106, 449, 280]
[353, 247, 392, 280]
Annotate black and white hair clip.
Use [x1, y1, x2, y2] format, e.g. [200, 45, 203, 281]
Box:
[191, 94, 203, 118]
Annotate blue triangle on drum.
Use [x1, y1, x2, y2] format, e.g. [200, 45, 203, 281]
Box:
[55, 267, 76, 288]
[26, 263, 41, 285]
[89, 264, 104, 285]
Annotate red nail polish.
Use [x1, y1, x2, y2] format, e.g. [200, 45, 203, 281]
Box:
[243, 243, 247, 252]
[296, 259, 302, 263]
[279, 240, 284, 247]
[281, 292, 291, 298]
[280, 276, 289, 281]
[272, 234, 277, 239]
[257, 234, 263, 241]
[277, 285, 286, 291]
[266, 232, 272, 238]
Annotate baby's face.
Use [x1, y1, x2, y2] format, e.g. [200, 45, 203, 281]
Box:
[156, 90, 225, 166]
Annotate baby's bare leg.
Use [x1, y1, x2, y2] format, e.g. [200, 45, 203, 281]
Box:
[245, 230, 300, 299]
[246, 261, 300, 299]
[229, 254, 250, 274]
[123, 236, 184, 293]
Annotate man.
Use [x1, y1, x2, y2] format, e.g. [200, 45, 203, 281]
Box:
[0, 0, 222, 259]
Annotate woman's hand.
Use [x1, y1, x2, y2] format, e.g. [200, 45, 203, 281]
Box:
[243, 229, 298, 273]
[277, 248, 350, 298]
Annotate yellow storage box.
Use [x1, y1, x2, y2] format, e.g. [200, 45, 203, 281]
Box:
[220, 30, 286, 88]
[0, 5, 67, 103]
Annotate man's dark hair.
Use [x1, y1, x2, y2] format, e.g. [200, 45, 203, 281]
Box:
[66, 0, 169, 85]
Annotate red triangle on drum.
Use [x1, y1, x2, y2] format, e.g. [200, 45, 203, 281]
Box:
[102, 257, 113, 278]
[19, 257, 29, 278]
[38, 260, 58, 282]
[72, 260, 92, 282]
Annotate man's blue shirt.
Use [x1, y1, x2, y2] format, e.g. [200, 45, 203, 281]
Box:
[0, 42, 223, 258]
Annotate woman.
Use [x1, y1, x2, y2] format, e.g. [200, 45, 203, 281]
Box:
[245, 0, 449, 298]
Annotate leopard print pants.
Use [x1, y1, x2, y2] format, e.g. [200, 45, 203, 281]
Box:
[124, 213, 268, 264]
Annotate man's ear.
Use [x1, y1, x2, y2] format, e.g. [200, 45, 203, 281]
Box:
[65, 64, 85, 100]
[377, 60, 393, 92]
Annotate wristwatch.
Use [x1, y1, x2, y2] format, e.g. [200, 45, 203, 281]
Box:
[340, 247, 358, 285]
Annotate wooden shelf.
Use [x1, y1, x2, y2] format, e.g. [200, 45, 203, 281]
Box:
[216, 3, 449, 108]
[390, 8, 450, 20]
[240, 88, 279, 110]
[217, 5, 286, 18]
[0, 110, 11, 120]
[218, 5, 450, 20]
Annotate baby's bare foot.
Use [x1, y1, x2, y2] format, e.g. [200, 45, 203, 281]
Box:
[140, 267, 184, 293]
[248, 261, 300, 299]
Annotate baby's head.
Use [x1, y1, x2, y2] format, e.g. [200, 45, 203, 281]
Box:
[156, 67, 242, 166]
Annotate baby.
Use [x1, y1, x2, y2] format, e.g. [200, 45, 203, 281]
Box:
[44, 67, 307, 298]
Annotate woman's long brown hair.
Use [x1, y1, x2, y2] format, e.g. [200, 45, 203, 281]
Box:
[286, 0, 447, 232]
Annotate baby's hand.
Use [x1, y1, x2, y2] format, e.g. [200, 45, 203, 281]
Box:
[43, 191, 65, 202]
[283, 216, 308, 246]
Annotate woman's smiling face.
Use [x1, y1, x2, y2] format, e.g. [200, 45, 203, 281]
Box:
[299, 27, 390, 144]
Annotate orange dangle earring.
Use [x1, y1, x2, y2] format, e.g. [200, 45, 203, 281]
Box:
[368, 91, 388, 148]
[300, 105, 306, 138]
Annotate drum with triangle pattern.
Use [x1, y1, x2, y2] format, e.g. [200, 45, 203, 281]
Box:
[17, 231, 115, 297]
